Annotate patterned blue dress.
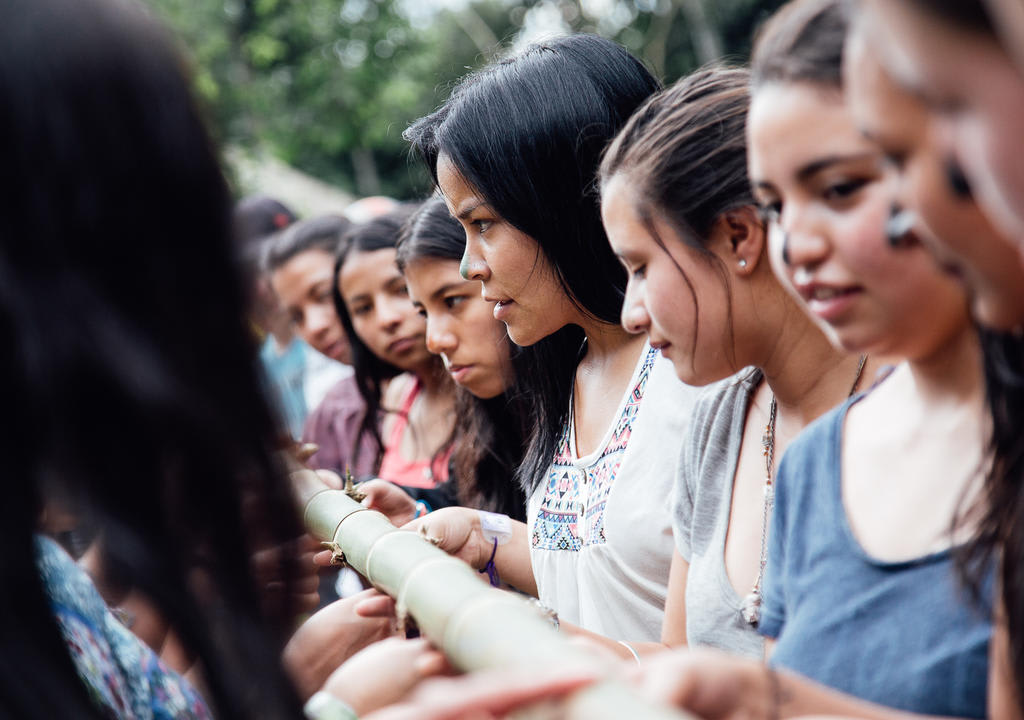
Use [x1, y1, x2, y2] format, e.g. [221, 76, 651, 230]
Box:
[36, 535, 212, 719]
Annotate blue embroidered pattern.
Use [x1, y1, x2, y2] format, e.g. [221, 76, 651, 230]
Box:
[531, 347, 657, 552]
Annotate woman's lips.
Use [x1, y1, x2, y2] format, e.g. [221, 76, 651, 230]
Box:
[388, 336, 420, 354]
[493, 299, 514, 321]
[448, 364, 474, 383]
[797, 283, 863, 323]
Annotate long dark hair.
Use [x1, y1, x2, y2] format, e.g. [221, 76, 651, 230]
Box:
[405, 34, 661, 492]
[0, 0, 303, 717]
[960, 330, 1024, 705]
[600, 66, 754, 367]
[331, 204, 429, 469]
[397, 197, 528, 519]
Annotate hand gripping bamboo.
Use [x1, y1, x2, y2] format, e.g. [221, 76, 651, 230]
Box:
[302, 484, 696, 720]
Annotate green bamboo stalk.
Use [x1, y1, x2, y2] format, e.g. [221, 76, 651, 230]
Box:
[300, 483, 696, 720]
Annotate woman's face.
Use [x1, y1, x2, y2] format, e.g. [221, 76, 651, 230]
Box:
[601, 173, 737, 386]
[844, 27, 1024, 330]
[404, 256, 513, 399]
[862, 0, 1024, 249]
[436, 153, 580, 347]
[337, 247, 432, 371]
[747, 82, 968, 360]
[270, 248, 351, 364]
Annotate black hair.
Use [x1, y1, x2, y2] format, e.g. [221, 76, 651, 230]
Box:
[396, 197, 528, 519]
[900, 0, 994, 34]
[263, 214, 352, 274]
[961, 332, 1024, 706]
[234, 194, 298, 275]
[331, 204, 431, 470]
[600, 65, 754, 369]
[405, 34, 661, 492]
[0, 0, 303, 717]
[750, 0, 851, 89]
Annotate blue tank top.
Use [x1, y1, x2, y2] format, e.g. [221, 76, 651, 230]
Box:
[759, 395, 992, 718]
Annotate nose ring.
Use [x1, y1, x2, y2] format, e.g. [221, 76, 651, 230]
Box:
[781, 231, 792, 266]
[886, 205, 917, 249]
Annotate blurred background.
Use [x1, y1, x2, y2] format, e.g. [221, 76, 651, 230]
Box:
[146, 0, 785, 213]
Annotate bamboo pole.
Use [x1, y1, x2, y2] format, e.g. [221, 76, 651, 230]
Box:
[299, 482, 695, 720]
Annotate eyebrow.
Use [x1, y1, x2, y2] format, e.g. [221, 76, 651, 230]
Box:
[796, 152, 877, 182]
[456, 201, 484, 221]
[430, 281, 466, 301]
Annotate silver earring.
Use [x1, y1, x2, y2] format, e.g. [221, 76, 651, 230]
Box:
[738, 259, 748, 269]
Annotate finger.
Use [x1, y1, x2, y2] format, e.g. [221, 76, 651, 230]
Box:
[413, 650, 450, 678]
[313, 550, 335, 567]
[316, 469, 344, 490]
[296, 443, 319, 462]
[355, 594, 397, 618]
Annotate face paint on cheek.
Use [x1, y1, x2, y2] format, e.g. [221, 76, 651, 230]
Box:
[459, 249, 470, 280]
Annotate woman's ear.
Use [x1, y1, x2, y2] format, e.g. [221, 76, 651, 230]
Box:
[710, 206, 765, 276]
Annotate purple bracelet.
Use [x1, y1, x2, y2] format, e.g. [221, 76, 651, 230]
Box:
[479, 537, 500, 587]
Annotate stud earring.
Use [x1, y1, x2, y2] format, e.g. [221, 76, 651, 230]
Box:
[738, 259, 748, 269]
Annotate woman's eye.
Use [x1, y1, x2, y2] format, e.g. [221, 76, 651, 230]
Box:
[416, 308, 427, 319]
[758, 202, 782, 223]
[631, 265, 646, 280]
[473, 219, 493, 234]
[443, 295, 467, 310]
[350, 303, 372, 317]
[823, 179, 868, 201]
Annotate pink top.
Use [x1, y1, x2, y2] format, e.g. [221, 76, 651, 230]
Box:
[378, 377, 452, 489]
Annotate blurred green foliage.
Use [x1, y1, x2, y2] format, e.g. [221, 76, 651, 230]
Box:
[144, 0, 784, 200]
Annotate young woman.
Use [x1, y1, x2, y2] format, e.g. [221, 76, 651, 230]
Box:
[397, 197, 528, 520]
[599, 65, 876, 660]
[264, 215, 379, 477]
[0, 0, 425, 717]
[859, 0, 1024, 250]
[848, 6, 1024, 717]
[401, 34, 699, 644]
[333, 208, 456, 495]
[636, 2, 990, 718]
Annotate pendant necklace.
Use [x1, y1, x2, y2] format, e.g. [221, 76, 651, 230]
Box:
[741, 354, 867, 626]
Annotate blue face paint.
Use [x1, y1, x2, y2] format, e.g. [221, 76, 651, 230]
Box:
[459, 249, 470, 280]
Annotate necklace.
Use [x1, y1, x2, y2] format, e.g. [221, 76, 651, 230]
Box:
[741, 354, 867, 626]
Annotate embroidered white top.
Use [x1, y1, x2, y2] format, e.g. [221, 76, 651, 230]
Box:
[527, 344, 699, 641]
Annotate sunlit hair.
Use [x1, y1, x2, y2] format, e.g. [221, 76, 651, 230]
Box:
[750, 0, 851, 90]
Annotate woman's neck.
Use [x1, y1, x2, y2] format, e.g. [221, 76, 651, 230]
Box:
[905, 321, 983, 407]
[411, 359, 452, 398]
[576, 316, 647, 369]
[757, 304, 865, 429]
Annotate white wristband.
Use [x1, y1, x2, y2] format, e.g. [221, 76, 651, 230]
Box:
[477, 510, 512, 545]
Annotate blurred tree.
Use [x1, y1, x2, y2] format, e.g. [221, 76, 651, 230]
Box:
[144, 0, 783, 200]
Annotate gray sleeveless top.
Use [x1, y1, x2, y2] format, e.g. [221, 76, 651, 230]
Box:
[672, 367, 764, 658]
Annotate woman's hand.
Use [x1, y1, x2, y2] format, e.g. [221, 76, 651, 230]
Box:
[360, 479, 417, 527]
[404, 507, 491, 570]
[631, 648, 770, 720]
[321, 637, 450, 716]
[282, 589, 399, 701]
[251, 534, 321, 617]
[289, 467, 344, 509]
[361, 664, 599, 720]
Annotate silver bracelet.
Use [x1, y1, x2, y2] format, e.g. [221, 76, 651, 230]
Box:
[617, 640, 641, 666]
[303, 691, 359, 720]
